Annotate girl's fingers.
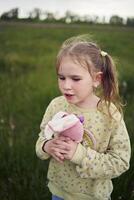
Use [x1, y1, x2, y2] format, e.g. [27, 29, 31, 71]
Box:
[52, 151, 64, 163]
[53, 155, 64, 163]
[51, 144, 67, 151]
[53, 140, 70, 150]
[56, 144, 70, 151]
[54, 151, 64, 159]
[50, 147, 65, 160]
[57, 136, 71, 142]
[47, 137, 77, 162]
[56, 149, 69, 154]
[51, 146, 69, 155]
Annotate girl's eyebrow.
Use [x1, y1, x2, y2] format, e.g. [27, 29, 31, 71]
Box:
[70, 75, 82, 78]
[57, 73, 82, 78]
[57, 73, 63, 76]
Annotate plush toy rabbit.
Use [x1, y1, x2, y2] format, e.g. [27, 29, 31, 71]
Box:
[44, 111, 96, 149]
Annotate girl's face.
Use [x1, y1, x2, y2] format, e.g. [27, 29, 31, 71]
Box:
[58, 56, 101, 108]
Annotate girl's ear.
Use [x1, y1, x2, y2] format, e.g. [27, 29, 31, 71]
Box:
[93, 72, 103, 88]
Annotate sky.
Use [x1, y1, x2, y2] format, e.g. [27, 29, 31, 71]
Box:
[0, 0, 134, 21]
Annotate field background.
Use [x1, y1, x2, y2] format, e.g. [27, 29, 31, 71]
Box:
[0, 22, 134, 200]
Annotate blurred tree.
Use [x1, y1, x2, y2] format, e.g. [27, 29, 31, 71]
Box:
[93, 15, 99, 24]
[64, 11, 80, 23]
[102, 16, 106, 24]
[43, 11, 56, 23]
[126, 17, 134, 26]
[81, 15, 92, 23]
[0, 8, 19, 20]
[45, 11, 55, 20]
[28, 8, 42, 20]
[64, 11, 73, 23]
[110, 15, 124, 25]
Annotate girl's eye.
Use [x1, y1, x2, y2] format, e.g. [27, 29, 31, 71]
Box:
[72, 78, 81, 81]
[58, 76, 65, 80]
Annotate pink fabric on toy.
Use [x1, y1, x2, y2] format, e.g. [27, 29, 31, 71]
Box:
[44, 111, 84, 142]
[61, 120, 84, 142]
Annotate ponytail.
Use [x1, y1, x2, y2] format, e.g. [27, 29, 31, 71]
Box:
[101, 54, 122, 116]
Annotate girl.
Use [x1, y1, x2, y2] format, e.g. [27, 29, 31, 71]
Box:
[35, 36, 131, 200]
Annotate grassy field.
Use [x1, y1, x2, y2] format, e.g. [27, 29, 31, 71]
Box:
[0, 22, 134, 200]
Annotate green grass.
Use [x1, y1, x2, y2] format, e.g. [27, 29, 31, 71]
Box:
[0, 22, 134, 200]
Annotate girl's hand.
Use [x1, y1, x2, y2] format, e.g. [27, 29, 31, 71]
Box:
[54, 136, 78, 160]
[44, 138, 69, 163]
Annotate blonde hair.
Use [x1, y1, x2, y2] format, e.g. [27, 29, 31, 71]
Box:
[56, 35, 123, 117]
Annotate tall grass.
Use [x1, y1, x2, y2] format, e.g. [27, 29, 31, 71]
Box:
[0, 23, 134, 200]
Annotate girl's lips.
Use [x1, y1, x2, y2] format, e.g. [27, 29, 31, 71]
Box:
[64, 93, 74, 99]
[64, 93, 74, 97]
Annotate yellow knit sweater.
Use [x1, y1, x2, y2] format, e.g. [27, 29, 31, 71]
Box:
[36, 96, 131, 200]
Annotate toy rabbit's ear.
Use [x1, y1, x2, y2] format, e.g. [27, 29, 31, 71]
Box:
[78, 116, 84, 123]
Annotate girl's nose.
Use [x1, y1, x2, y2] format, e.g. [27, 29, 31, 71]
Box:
[63, 80, 72, 90]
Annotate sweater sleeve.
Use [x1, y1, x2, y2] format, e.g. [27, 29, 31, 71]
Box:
[71, 117, 131, 179]
[35, 99, 56, 160]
